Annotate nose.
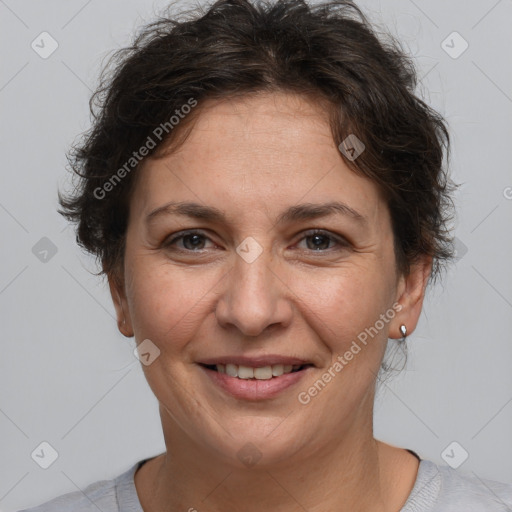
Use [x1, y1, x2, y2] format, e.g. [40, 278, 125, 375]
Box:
[214, 244, 293, 338]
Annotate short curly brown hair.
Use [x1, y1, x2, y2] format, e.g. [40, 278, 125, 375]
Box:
[59, 0, 454, 286]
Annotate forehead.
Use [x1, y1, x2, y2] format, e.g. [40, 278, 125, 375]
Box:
[131, 92, 384, 225]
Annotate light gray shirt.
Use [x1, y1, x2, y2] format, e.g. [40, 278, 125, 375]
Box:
[18, 457, 512, 511]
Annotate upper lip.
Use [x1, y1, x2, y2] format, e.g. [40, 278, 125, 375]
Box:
[198, 355, 314, 367]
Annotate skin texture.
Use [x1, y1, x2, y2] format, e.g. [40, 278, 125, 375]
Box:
[109, 92, 431, 511]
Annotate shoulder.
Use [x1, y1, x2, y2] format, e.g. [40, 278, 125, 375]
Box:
[403, 458, 512, 511]
[16, 478, 117, 512]
[16, 460, 144, 512]
[436, 462, 512, 510]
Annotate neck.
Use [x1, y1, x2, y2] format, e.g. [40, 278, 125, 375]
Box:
[135, 407, 417, 511]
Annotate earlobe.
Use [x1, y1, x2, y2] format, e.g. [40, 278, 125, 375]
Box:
[107, 274, 134, 338]
[390, 256, 432, 339]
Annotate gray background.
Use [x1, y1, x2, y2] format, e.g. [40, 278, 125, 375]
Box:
[1, 0, 511, 510]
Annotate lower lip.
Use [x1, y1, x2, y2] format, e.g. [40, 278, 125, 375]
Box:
[199, 365, 312, 401]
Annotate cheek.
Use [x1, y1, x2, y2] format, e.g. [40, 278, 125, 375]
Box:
[293, 264, 394, 349]
[124, 229, 397, 359]
[126, 260, 218, 349]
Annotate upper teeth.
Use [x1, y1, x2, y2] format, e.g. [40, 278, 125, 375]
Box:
[217, 363, 301, 380]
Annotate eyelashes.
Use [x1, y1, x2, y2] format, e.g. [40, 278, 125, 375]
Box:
[163, 229, 349, 254]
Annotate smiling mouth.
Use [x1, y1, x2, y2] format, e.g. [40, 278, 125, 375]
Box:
[199, 363, 314, 380]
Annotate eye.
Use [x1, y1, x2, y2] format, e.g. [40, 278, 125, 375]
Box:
[162, 229, 348, 254]
[296, 229, 348, 252]
[163, 230, 216, 251]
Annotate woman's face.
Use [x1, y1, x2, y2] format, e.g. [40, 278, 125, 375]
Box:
[110, 92, 428, 467]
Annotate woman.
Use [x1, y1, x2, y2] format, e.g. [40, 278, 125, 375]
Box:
[20, 0, 512, 510]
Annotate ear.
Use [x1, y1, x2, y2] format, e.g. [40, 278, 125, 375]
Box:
[107, 271, 134, 338]
[390, 255, 432, 339]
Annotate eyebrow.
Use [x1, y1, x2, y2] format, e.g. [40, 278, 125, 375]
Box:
[145, 200, 367, 226]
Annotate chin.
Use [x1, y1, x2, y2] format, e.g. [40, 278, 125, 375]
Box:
[202, 416, 310, 470]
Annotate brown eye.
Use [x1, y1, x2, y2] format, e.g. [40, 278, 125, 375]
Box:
[305, 233, 332, 251]
[297, 230, 348, 252]
[164, 230, 214, 251]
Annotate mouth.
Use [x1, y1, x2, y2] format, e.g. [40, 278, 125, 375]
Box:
[197, 358, 316, 401]
[199, 362, 314, 380]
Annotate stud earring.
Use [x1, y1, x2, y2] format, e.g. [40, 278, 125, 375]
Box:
[399, 324, 407, 342]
